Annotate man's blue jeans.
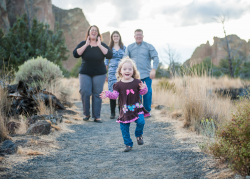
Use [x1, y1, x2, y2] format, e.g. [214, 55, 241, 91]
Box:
[140, 77, 152, 112]
[120, 114, 145, 147]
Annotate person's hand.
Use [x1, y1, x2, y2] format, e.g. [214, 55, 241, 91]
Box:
[97, 36, 101, 47]
[105, 74, 108, 82]
[139, 81, 146, 90]
[99, 91, 107, 99]
[85, 36, 90, 46]
[150, 69, 156, 79]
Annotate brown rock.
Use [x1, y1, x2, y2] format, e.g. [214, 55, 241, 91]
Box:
[26, 120, 51, 135]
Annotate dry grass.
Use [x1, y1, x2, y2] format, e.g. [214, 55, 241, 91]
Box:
[26, 150, 44, 155]
[65, 120, 73, 124]
[171, 110, 182, 119]
[51, 125, 61, 130]
[152, 76, 244, 131]
[0, 86, 9, 142]
[63, 115, 82, 121]
[60, 78, 110, 103]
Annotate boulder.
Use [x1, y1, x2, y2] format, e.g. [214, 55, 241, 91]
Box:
[26, 120, 51, 135]
[0, 140, 18, 155]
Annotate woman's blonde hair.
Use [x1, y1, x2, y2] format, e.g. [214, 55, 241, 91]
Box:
[116, 57, 140, 80]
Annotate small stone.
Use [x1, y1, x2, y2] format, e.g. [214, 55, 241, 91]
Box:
[0, 140, 18, 155]
[235, 174, 244, 179]
[155, 105, 165, 110]
[6, 121, 20, 134]
[26, 120, 51, 135]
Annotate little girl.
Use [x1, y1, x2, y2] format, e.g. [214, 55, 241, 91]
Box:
[100, 57, 149, 152]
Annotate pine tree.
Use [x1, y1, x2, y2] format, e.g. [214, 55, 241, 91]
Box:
[0, 14, 69, 71]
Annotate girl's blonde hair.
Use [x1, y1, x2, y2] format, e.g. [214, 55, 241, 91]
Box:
[116, 57, 140, 80]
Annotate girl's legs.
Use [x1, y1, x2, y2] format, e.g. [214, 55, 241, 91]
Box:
[135, 114, 145, 137]
[120, 123, 133, 147]
[92, 74, 106, 119]
[79, 74, 92, 117]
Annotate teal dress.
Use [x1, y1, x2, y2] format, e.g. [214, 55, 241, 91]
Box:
[105, 46, 126, 91]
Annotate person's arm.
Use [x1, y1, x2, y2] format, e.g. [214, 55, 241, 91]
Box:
[149, 44, 159, 79]
[73, 39, 89, 58]
[123, 46, 129, 58]
[105, 58, 109, 67]
[97, 37, 113, 59]
[139, 81, 148, 95]
[105, 90, 119, 99]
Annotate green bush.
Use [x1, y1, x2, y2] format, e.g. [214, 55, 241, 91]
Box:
[70, 58, 81, 77]
[15, 56, 63, 87]
[0, 14, 69, 72]
[209, 97, 250, 176]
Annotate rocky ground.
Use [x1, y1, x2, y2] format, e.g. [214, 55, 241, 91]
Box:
[0, 102, 235, 179]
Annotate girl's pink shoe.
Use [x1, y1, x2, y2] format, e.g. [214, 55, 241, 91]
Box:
[144, 113, 151, 118]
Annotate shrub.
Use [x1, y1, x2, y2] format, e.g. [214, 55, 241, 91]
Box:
[209, 97, 250, 176]
[15, 56, 63, 87]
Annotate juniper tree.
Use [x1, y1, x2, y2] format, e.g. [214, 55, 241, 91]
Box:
[0, 14, 69, 71]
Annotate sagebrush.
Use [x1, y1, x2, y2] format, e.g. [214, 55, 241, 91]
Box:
[209, 97, 250, 176]
[15, 56, 63, 87]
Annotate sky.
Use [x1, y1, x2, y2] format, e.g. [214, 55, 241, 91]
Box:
[52, 0, 250, 65]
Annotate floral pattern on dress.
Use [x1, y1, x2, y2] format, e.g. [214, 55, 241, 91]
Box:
[122, 102, 144, 114]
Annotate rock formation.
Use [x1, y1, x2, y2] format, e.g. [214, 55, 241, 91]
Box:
[185, 35, 250, 67]
[53, 5, 110, 70]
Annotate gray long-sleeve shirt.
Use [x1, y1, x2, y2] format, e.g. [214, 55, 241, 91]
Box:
[123, 41, 159, 79]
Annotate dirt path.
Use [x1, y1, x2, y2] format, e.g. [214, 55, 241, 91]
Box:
[1, 102, 233, 179]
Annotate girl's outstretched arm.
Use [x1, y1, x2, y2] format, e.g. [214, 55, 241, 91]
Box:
[139, 81, 148, 95]
[99, 91, 107, 99]
[105, 90, 119, 99]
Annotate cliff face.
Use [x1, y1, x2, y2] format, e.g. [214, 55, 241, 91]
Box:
[52, 5, 90, 70]
[185, 35, 250, 67]
[5, 0, 55, 30]
[0, 1, 111, 71]
[53, 5, 111, 70]
[0, 0, 10, 34]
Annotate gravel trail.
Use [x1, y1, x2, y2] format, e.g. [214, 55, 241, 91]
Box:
[1, 102, 231, 179]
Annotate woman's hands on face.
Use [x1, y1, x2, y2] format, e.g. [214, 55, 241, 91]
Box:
[85, 36, 90, 46]
[139, 81, 147, 89]
[97, 36, 101, 47]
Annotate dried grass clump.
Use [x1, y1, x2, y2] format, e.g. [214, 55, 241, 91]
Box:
[0, 86, 9, 142]
[171, 110, 182, 119]
[26, 150, 43, 155]
[152, 76, 237, 132]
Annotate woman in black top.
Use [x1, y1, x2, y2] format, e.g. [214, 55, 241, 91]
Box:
[73, 25, 112, 123]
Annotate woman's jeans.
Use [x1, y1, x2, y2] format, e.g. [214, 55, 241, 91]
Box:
[120, 114, 145, 147]
[140, 77, 152, 112]
[79, 74, 106, 119]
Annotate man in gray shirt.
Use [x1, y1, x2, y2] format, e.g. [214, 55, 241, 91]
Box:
[123, 29, 159, 116]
